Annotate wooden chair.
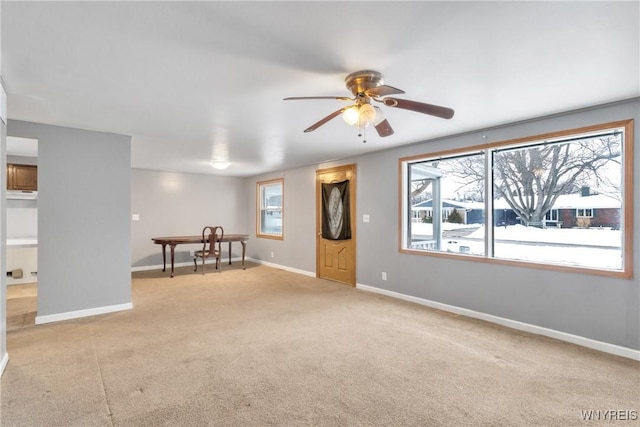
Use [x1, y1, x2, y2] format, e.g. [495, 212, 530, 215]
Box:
[193, 226, 224, 274]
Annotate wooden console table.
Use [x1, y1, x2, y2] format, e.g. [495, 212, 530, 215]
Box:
[151, 234, 250, 277]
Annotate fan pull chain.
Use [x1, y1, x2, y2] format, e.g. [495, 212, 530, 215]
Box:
[357, 119, 367, 143]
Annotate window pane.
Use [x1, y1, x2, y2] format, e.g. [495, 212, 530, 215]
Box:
[257, 179, 283, 238]
[407, 153, 485, 255]
[492, 132, 623, 270]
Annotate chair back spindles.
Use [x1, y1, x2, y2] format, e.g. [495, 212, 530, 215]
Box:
[194, 225, 224, 274]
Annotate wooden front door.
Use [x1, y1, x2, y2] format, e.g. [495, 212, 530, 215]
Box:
[316, 164, 356, 286]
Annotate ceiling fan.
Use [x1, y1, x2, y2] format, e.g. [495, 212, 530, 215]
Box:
[284, 70, 454, 141]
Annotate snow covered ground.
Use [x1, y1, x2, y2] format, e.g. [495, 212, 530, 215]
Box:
[410, 223, 623, 270]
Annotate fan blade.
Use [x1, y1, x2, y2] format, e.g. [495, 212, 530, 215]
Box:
[303, 106, 350, 133]
[284, 96, 353, 101]
[383, 98, 455, 119]
[365, 85, 405, 97]
[375, 119, 394, 137]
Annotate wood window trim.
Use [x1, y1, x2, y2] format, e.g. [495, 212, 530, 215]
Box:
[397, 119, 634, 280]
[256, 177, 284, 240]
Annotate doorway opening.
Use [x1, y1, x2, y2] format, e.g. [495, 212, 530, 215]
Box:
[6, 136, 38, 329]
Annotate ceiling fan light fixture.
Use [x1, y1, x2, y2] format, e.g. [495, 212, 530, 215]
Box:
[372, 106, 385, 126]
[342, 106, 360, 126]
[359, 103, 376, 126]
[284, 69, 454, 138]
[342, 104, 377, 128]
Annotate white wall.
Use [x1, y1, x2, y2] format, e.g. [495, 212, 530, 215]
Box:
[6, 200, 36, 238]
[6, 247, 37, 285]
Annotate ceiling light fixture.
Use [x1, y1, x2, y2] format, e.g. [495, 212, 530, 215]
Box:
[342, 103, 377, 128]
[211, 160, 230, 170]
[358, 103, 376, 126]
[342, 106, 360, 126]
[342, 102, 379, 143]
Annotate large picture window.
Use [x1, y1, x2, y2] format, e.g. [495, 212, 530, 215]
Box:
[257, 178, 283, 239]
[400, 120, 634, 278]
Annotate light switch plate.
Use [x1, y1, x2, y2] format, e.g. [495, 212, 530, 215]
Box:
[363, 214, 370, 223]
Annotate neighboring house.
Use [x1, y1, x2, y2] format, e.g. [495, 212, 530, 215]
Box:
[551, 189, 621, 229]
[412, 199, 484, 224]
[413, 188, 621, 229]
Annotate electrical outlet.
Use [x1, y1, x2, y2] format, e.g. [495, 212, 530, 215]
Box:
[382, 272, 387, 280]
[271, 251, 274, 258]
[189, 250, 195, 256]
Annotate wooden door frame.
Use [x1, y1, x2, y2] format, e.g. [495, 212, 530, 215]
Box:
[315, 163, 357, 286]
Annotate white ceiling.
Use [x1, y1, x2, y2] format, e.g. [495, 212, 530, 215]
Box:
[2, 2, 638, 177]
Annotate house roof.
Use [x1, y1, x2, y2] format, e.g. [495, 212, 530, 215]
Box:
[412, 199, 484, 210]
[552, 193, 620, 209]
[414, 193, 620, 210]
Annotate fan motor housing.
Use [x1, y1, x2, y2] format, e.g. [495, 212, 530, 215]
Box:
[345, 70, 384, 96]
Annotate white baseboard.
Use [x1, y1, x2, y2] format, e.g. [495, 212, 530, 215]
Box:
[128, 259, 639, 360]
[246, 258, 316, 278]
[356, 283, 640, 361]
[0, 352, 8, 378]
[35, 302, 133, 325]
[132, 258, 315, 278]
[131, 257, 243, 272]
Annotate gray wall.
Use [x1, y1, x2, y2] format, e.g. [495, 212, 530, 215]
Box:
[244, 166, 317, 273]
[244, 99, 640, 351]
[8, 120, 131, 317]
[131, 169, 248, 268]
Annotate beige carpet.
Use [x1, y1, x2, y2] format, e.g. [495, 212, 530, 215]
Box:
[1, 263, 638, 426]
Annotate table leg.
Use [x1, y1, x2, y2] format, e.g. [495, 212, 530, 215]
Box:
[228, 241, 232, 265]
[241, 240, 246, 270]
[169, 243, 177, 278]
[161, 243, 167, 272]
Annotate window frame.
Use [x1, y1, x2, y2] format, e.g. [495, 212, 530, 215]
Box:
[256, 177, 284, 240]
[398, 119, 634, 279]
[545, 209, 559, 222]
[576, 208, 594, 218]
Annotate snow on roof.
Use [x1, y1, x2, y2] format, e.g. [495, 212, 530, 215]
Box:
[414, 194, 620, 210]
[412, 199, 485, 210]
[552, 193, 620, 209]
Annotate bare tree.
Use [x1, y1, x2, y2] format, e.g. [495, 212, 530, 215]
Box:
[443, 155, 485, 201]
[410, 158, 485, 203]
[435, 134, 621, 225]
[410, 179, 431, 200]
[493, 135, 621, 225]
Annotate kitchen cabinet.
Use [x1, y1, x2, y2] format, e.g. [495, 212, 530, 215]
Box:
[7, 164, 37, 191]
